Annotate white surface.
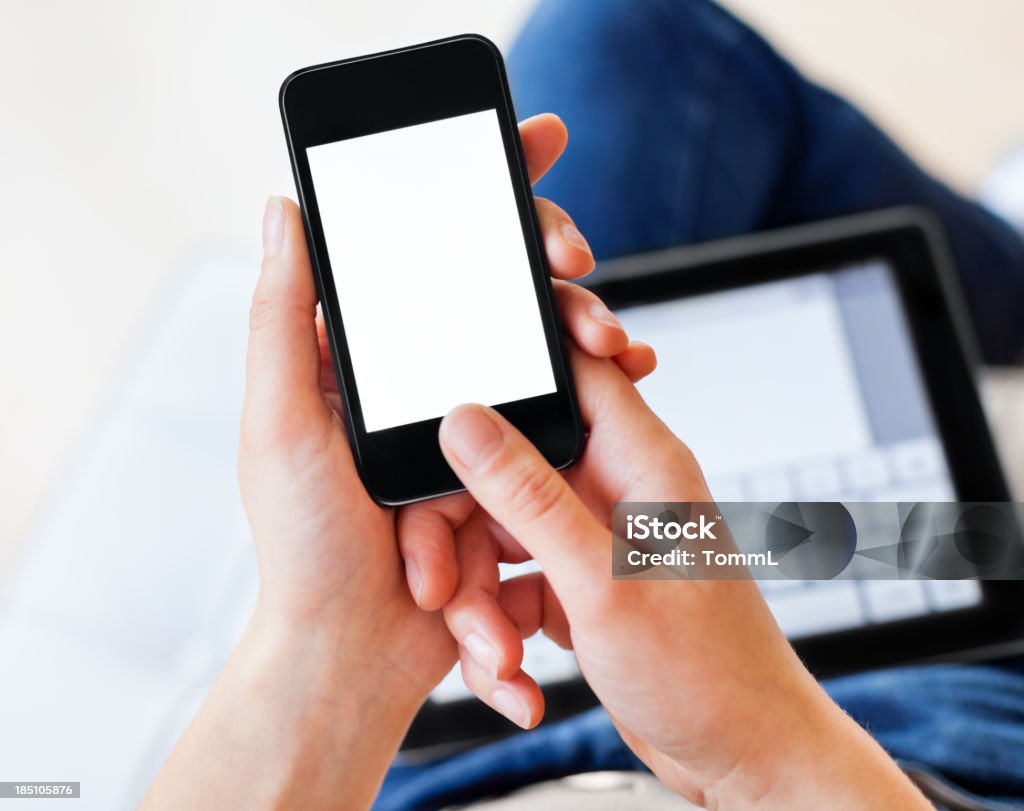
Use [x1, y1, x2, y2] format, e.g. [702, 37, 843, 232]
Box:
[0, 618, 207, 810]
[308, 109, 555, 431]
[0, 249, 259, 810]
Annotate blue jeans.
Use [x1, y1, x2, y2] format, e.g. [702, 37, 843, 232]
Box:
[377, 663, 1024, 809]
[512, 0, 1024, 365]
[378, 0, 1024, 807]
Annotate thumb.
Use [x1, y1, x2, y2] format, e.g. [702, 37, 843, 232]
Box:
[439, 404, 606, 601]
[242, 196, 324, 441]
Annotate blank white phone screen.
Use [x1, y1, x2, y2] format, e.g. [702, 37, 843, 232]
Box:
[307, 109, 557, 432]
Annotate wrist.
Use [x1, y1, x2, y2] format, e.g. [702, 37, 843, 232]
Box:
[248, 592, 440, 709]
[244, 598, 428, 724]
[220, 606, 424, 809]
[707, 679, 930, 811]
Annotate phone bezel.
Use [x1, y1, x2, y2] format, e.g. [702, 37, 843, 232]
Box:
[280, 35, 584, 505]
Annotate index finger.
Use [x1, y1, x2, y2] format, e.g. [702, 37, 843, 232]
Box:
[439, 404, 606, 601]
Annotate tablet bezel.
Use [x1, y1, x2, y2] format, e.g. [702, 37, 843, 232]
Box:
[403, 207, 1024, 750]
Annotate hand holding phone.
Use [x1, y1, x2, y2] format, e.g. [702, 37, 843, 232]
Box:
[280, 35, 587, 503]
[144, 47, 654, 807]
[221, 113, 646, 811]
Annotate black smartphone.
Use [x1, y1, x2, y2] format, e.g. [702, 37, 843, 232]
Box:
[279, 35, 585, 505]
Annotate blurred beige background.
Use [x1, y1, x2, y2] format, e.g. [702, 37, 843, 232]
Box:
[2, 0, 1023, 580]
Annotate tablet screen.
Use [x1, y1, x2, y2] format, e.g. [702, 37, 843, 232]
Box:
[614, 259, 981, 638]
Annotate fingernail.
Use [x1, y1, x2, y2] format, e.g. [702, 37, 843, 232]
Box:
[492, 688, 531, 729]
[464, 632, 500, 677]
[406, 560, 423, 604]
[560, 222, 590, 252]
[589, 301, 622, 329]
[262, 196, 284, 257]
[440, 405, 503, 470]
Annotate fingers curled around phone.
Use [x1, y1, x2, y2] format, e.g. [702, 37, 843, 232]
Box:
[554, 281, 628, 358]
[535, 197, 595, 280]
[552, 280, 658, 383]
[612, 340, 658, 383]
[396, 492, 474, 611]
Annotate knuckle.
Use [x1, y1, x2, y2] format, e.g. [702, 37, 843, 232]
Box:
[239, 400, 331, 470]
[535, 197, 564, 223]
[397, 507, 447, 553]
[673, 437, 700, 470]
[248, 295, 278, 334]
[573, 285, 603, 313]
[506, 461, 563, 525]
[249, 294, 317, 339]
